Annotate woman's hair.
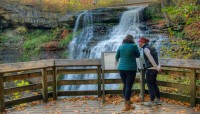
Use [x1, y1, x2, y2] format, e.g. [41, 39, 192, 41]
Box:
[123, 34, 135, 44]
[138, 37, 149, 43]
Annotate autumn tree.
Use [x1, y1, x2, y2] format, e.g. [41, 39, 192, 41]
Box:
[161, 0, 171, 26]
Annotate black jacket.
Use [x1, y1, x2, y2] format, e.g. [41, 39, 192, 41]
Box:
[142, 43, 158, 68]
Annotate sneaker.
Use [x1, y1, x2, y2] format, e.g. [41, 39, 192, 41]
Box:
[154, 99, 162, 105]
[144, 101, 156, 107]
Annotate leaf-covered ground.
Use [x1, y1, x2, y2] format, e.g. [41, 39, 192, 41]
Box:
[5, 94, 200, 114]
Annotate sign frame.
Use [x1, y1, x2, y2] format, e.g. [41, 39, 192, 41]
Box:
[101, 52, 118, 70]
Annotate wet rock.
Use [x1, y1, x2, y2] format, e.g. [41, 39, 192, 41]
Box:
[0, 1, 75, 28]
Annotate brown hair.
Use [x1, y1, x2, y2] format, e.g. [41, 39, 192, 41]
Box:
[123, 34, 135, 44]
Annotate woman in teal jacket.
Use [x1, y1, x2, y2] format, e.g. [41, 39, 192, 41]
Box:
[115, 34, 140, 111]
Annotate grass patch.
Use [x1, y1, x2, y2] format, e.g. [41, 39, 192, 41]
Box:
[22, 29, 56, 61]
[58, 32, 73, 48]
[0, 34, 9, 43]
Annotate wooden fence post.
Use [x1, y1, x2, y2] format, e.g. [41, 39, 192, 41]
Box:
[190, 69, 196, 107]
[0, 73, 5, 112]
[52, 66, 57, 100]
[97, 66, 101, 97]
[42, 68, 48, 102]
[102, 70, 105, 103]
[140, 69, 145, 102]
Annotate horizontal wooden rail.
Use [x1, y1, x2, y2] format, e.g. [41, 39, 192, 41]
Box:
[54, 59, 101, 66]
[58, 80, 98, 85]
[157, 81, 190, 90]
[5, 95, 43, 106]
[0, 60, 54, 73]
[4, 83, 42, 95]
[105, 89, 141, 95]
[4, 81, 53, 95]
[57, 78, 142, 86]
[3, 72, 42, 82]
[3, 70, 53, 82]
[159, 69, 190, 76]
[160, 59, 200, 69]
[58, 91, 97, 96]
[57, 69, 98, 74]
[0, 58, 200, 113]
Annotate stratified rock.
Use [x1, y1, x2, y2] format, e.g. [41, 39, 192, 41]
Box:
[0, 1, 76, 28]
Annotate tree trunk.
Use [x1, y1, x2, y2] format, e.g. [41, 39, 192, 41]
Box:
[197, 0, 200, 5]
[161, 0, 171, 26]
[39, 0, 43, 9]
[173, 0, 178, 6]
[165, 0, 175, 6]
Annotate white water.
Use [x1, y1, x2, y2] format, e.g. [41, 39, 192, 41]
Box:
[61, 6, 165, 91]
[90, 7, 144, 58]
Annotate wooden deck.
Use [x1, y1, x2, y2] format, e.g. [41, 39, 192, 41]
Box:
[1, 58, 200, 113]
[5, 97, 199, 114]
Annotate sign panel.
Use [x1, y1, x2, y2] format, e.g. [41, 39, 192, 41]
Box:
[102, 52, 144, 70]
[102, 52, 117, 70]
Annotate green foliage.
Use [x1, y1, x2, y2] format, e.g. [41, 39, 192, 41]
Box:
[162, 3, 198, 17]
[144, 3, 163, 21]
[0, 34, 9, 43]
[12, 80, 30, 100]
[8, 0, 125, 13]
[158, 74, 189, 84]
[48, 87, 53, 92]
[12, 92, 22, 99]
[160, 39, 193, 59]
[15, 26, 27, 34]
[14, 80, 29, 87]
[167, 27, 184, 38]
[52, 27, 63, 37]
[58, 32, 73, 48]
[160, 1, 200, 59]
[197, 80, 200, 86]
[151, 17, 164, 24]
[58, 29, 81, 48]
[157, 73, 190, 95]
[162, 2, 199, 26]
[185, 17, 200, 25]
[61, 51, 69, 58]
[0, 32, 23, 44]
[22, 29, 56, 61]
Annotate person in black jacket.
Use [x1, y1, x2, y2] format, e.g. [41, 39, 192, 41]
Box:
[138, 37, 162, 106]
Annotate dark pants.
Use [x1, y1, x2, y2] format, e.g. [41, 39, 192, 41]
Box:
[146, 69, 160, 101]
[119, 70, 136, 101]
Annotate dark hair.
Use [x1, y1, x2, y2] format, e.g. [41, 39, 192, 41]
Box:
[123, 35, 135, 44]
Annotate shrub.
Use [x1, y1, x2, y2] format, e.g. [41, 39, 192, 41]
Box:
[15, 26, 27, 34]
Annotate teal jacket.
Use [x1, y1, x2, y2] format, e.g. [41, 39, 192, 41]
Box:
[115, 43, 140, 71]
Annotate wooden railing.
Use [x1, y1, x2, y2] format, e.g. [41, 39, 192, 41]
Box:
[0, 58, 200, 112]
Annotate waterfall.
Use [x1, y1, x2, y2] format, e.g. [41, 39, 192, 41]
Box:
[61, 10, 95, 91]
[90, 7, 144, 58]
[69, 10, 94, 59]
[61, 6, 164, 91]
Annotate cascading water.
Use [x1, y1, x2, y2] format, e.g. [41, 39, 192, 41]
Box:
[61, 6, 166, 91]
[90, 7, 144, 58]
[69, 10, 94, 59]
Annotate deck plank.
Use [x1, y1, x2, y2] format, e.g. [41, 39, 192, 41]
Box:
[6, 98, 198, 114]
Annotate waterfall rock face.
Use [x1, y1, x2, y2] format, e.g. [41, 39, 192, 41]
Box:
[0, 7, 11, 30]
[0, 1, 76, 28]
[0, 1, 128, 29]
[62, 7, 150, 91]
